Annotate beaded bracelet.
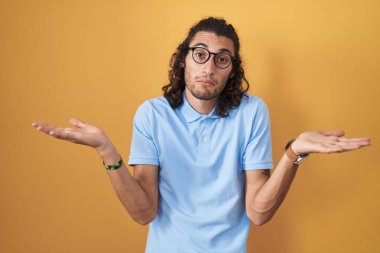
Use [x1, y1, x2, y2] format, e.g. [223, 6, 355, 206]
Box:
[102, 156, 124, 170]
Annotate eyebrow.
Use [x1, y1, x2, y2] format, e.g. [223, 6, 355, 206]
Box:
[191, 42, 234, 56]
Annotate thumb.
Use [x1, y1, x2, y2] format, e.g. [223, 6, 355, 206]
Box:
[320, 129, 345, 137]
[69, 118, 87, 128]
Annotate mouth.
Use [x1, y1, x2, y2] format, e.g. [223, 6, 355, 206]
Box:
[197, 79, 216, 86]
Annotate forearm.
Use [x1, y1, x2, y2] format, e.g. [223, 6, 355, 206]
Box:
[249, 153, 299, 224]
[96, 141, 154, 225]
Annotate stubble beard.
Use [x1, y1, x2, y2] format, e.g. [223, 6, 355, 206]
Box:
[185, 75, 227, 101]
[186, 83, 221, 101]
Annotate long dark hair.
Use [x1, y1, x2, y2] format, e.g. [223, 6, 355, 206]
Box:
[162, 17, 250, 117]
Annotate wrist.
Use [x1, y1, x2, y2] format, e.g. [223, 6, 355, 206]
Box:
[96, 141, 120, 163]
[284, 139, 310, 165]
[290, 139, 302, 156]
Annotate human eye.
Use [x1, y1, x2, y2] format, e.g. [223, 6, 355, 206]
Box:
[216, 54, 230, 63]
[194, 48, 207, 60]
[195, 52, 205, 58]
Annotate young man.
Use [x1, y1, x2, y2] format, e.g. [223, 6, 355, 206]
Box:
[32, 17, 371, 253]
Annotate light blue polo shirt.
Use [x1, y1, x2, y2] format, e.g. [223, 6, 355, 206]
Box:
[128, 91, 273, 253]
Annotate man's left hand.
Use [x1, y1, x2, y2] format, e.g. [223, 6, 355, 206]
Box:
[291, 130, 371, 155]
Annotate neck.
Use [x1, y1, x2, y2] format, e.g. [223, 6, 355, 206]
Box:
[185, 89, 218, 115]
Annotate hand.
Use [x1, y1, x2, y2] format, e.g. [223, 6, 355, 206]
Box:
[32, 118, 110, 151]
[291, 130, 371, 155]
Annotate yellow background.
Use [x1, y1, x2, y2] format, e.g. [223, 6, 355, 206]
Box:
[1, 0, 379, 252]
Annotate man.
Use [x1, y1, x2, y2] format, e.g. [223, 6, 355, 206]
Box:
[32, 17, 370, 253]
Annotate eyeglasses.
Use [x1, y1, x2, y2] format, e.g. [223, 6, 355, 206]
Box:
[188, 47, 234, 69]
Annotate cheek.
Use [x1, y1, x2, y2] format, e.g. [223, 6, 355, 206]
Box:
[184, 63, 197, 81]
[184, 67, 193, 84]
[184, 54, 193, 70]
[219, 70, 232, 84]
[220, 77, 230, 89]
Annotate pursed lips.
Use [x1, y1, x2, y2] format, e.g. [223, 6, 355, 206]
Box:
[197, 79, 216, 86]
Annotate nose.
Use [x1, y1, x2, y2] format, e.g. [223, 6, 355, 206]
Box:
[201, 55, 217, 74]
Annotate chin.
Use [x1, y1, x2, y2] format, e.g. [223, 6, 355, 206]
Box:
[193, 91, 220, 101]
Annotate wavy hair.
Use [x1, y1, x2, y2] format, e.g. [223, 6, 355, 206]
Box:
[162, 17, 250, 117]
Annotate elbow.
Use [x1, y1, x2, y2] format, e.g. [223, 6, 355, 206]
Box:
[247, 199, 277, 226]
[133, 209, 157, 226]
[247, 210, 272, 226]
[137, 215, 156, 226]
[136, 219, 153, 226]
[251, 216, 272, 226]
[252, 217, 271, 226]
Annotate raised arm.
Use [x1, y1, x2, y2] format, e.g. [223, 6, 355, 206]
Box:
[32, 118, 158, 225]
[245, 130, 371, 226]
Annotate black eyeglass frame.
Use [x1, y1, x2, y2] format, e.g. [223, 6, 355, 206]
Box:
[188, 47, 235, 69]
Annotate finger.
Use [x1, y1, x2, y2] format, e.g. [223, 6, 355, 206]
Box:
[339, 143, 366, 151]
[341, 138, 370, 144]
[32, 122, 47, 129]
[321, 146, 352, 154]
[69, 118, 87, 129]
[327, 141, 369, 152]
[317, 145, 345, 154]
[350, 137, 370, 144]
[335, 140, 371, 149]
[49, 127, 78, 142]
[335, 136, 370, 141]
[320, 130, 345, 137]
[49, 127, 63, 137]
[329, 137, 371, 148]
[32, 122, 58, 134]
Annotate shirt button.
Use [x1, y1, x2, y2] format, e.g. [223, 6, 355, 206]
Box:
[201, 136, 206, 142]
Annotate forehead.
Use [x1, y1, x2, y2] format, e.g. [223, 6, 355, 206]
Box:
[189, 31, 235, 56]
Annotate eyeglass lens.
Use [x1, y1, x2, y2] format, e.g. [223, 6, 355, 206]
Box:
[192, 47, 231, 69]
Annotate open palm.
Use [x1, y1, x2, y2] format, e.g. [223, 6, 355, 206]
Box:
[32, 118, 108, 149]
[292, 130, 371, 155]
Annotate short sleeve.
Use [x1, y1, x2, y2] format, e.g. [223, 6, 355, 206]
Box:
[128, 101, 160, 166]
[242, 98, 273, 170]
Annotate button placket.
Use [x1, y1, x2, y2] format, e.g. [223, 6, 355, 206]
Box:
[198, 118, 209, 159]
[201, 119, 206, 143]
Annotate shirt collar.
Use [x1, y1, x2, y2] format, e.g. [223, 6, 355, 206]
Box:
[179, 91, 219, 123]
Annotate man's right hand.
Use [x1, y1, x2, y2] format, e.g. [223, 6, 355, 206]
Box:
[32, 118, 110, 151]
